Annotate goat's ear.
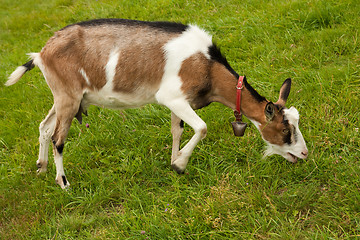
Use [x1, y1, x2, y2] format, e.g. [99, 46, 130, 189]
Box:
[275, 78, 291, 107]
[265, 102, 276, 121]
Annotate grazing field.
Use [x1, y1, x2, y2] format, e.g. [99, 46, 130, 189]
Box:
[1, 0, 359, 239]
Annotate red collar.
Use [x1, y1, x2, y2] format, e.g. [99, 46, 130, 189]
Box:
[234, 76, 244, 121]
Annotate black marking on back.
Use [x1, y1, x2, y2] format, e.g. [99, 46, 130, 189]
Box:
[62, 18, 188, 33]
[180, 120, 184, 128]
[62, 176, 67, 186]
[243, 77, 266, 103]
[208, 44, 239, 79]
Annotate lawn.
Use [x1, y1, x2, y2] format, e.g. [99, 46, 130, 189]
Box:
[1, 0, 359, 239]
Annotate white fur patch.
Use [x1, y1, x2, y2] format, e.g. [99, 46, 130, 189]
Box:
[156, 25, 213, 103]
[79, 68, 91, 86]
[164, 25, 212, 64]
[105, 49, 120, 85]
[283, 107, 299, 126]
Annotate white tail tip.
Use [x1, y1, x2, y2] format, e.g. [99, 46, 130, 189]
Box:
[5, 66, 28, 86]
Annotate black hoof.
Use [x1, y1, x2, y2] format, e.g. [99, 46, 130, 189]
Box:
[171, 164, 185, 174]
[62, 176, 68, 186]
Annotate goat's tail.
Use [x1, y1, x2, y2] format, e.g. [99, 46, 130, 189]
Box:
[5, 58, 36, 86]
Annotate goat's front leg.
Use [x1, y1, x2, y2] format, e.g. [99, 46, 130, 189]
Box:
[171, 112, 184, 164]
[166, 101, 207, 174]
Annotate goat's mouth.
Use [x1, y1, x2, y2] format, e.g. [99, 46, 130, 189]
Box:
[287, 153, 298, 163]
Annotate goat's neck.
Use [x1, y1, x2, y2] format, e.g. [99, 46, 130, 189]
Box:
[210, 64, 267, 124]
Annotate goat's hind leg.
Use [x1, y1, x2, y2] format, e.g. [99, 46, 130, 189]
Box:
[37, 105, 56, 173]
[52, 98, 81, 189]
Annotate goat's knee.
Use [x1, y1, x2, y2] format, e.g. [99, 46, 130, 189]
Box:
[199, 125, 207, 139]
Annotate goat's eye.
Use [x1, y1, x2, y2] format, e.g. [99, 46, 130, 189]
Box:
[282, 129, 290, 134]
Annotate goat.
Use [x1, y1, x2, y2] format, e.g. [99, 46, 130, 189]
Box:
[6, 19, 308, 189]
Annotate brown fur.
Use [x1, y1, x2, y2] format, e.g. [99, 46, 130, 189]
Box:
[179, 53, 212, 109]
[41, 24, 180, 93]
[208, 61, 238, 108]
[209, 62, 266, 121]
[113, 40, 168, 93]
[259, 111, 288, 145]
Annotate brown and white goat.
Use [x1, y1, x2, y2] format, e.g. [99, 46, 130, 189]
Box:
[6, 19, 308, 189]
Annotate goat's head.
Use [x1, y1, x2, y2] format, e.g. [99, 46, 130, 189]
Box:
[253, 79, 308, 163]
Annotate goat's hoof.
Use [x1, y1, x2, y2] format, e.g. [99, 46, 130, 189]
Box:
[36, 168, 47, 174]
[56, 175, 70, 189]
[36, 161, 47, 174]
[171, 164, 185, 174]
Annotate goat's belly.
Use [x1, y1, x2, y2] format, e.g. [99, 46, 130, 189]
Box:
[83, 90, 156, 110]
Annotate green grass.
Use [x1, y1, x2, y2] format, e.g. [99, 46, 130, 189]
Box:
[1, 0, 359, 239]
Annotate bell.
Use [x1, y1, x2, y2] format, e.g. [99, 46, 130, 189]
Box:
[231, 121, 247, 137]
[232, 111, 247, 137]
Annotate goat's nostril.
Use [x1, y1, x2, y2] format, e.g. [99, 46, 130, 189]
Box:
[301, 150, 308, 157]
